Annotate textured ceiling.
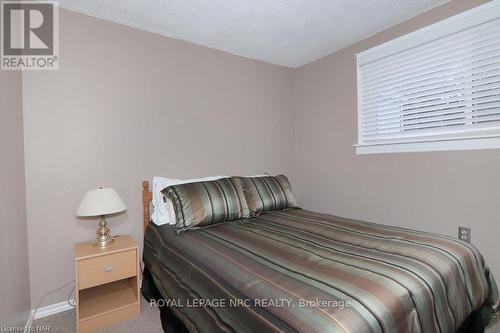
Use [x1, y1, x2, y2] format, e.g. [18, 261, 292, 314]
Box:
[57, 0, 450, 68]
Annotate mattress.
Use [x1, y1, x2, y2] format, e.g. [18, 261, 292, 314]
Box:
[143, 208, 499, 333]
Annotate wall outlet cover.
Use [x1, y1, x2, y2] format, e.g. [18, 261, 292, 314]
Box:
[458, 226, 471, 243]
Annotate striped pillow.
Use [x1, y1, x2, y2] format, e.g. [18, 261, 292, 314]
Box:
[236, 175, 299, 215]
[161, 178, 250, 233]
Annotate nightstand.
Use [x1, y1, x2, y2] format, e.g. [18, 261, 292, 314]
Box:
[74, 235, 140, 333]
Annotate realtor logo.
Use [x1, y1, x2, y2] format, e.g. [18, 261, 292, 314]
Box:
[1, 1, 58, 70]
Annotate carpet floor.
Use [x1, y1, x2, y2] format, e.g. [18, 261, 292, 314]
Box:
[33, 297, 500, 333]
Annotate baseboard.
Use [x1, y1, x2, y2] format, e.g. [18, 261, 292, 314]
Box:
[24, 299, 74, 331]
[35, 299, 74, 319]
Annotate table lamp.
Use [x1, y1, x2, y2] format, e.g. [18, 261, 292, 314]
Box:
[76, 187, 127, 247]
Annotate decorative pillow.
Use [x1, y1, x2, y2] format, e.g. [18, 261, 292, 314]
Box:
[235, 175, 299, 215]
[161, 177, 250, 233]
[151, 175, 227, 226]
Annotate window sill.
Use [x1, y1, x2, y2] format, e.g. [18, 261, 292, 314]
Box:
[355, 136, 500, 154]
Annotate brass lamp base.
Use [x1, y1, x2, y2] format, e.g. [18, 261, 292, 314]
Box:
[93, 216, 114, 248]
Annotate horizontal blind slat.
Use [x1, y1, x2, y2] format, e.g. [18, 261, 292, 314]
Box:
[363, 74, 500, 109]
[364, 95, 500, 123]
[362, 46, 500, 89]
[362, 18, 500, 73]
[473, 113, 500, 123]
[362, 123, 500, 141]
[363, 118, 471, 135]
[362, 54, 500, 97]
[363, 63, 500, 101]
[362, 82, 500, 116]
[363, 102, 500, 128]
[363, 105, 500, 130]
[362, 29, 500, 80]
[363, 112, 466, 130]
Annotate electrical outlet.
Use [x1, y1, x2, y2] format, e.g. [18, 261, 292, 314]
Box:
[458, 226, 471, 243]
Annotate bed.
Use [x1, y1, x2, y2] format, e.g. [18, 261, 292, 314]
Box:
[141, 180, 499, 333]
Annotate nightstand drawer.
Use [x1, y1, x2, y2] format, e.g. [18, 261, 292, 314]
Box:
[78, 250, 136, 289]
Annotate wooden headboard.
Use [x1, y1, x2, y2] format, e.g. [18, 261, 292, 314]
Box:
[142, 181, 152, 232]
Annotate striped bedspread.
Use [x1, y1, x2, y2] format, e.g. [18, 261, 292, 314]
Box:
[144, 209, 499, 333]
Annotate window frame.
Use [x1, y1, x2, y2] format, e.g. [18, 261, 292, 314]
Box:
[355, 1, 500, 155]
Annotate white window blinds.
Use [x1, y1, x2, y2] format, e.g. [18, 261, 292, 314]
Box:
[356, 2, 500, 154]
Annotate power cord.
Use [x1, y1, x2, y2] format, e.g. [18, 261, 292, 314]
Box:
[29, 280, 75, 325]
[67, 284, 76, 307]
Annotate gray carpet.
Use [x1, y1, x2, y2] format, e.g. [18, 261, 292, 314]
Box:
[33, 297, 500, 333]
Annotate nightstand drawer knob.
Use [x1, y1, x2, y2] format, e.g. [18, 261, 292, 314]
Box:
[104, 265, 115, 272]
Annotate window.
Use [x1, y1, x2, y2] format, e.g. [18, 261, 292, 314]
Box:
[356, 2, 500, 154]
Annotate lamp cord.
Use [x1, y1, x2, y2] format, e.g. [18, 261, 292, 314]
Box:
[67, 284, 76, 307]
[28, 280, 75, 326]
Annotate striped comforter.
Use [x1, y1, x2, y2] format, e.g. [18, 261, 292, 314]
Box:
[144, 209, 499, 333]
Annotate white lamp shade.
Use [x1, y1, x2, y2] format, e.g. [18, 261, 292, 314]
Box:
[76, 188, 126, 217]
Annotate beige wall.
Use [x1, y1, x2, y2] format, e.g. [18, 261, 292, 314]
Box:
[18, 0, 499, 310]
[0, 69, 31, 324]
[293, 0, 500, 281]
[22, 9, 295, 306]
